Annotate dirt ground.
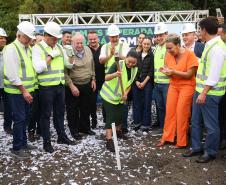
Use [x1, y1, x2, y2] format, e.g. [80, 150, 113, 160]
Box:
[0, 106, 226, 185]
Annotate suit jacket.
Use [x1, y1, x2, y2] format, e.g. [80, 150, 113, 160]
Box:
[194, 41, 205, 58]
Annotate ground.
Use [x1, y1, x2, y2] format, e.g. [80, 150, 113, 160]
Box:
[0, 106, 226, 185]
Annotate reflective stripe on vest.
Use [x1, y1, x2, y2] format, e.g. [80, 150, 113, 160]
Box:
[154, 45, 169, 84]
[105, 42, 123, 73]
[4, 42, 35, 94]
[100, 60, 138, 104]
[196, 40, 226, 96]
[36, 43, 65, 86]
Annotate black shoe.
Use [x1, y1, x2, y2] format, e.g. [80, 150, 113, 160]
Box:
[91, 120, 97, 129]
[72, 133, 82, 140]
[83, 130, 96, 135]
[43, 141, 54, 153]
[122, 128, 129, 134]
[4, 128, 13, 135]
[57, 137, 76, 145]
[195, 154, 216, 163]
[106, 139, 115, 152]
[117, 130, 128, 140]
[182, 150, 203, 157]
[91, 124, 97, 129]
[28, 132, 35, 142]
[133, 125, 140, 132]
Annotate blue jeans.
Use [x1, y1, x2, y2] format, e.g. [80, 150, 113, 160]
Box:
[219, 93, 226, 141]
[9, 94, 31, 150]
[39, 85, 67, 142]
[132, 82, 153, 129]
[0, 89, 13, 130]
[191, 91, 222, 156]
[154, 83, 169, 128]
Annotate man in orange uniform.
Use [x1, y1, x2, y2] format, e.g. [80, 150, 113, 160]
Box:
[157, 34, 198, 148]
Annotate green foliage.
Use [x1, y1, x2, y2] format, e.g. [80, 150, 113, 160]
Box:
[0, 0, 22, 42]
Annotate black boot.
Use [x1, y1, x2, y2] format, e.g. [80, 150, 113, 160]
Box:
[106, 139, 115, 152]
[43, 141, 54, 153]
[117, 130, 128, 140]
[57, 137, 76, 145]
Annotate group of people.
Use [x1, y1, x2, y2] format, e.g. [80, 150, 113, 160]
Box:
[0, 16, 225, 163]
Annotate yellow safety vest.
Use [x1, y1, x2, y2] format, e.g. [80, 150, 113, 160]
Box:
[36, 43, 65, 86]
[4, 40, 35, 94]
[154, 44, 169, 84]
[104, 42, 123, 73]
[100, 60, 138, 104]
[196, 39, 226, 96]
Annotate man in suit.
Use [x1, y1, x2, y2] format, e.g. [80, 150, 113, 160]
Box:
[182, 23, 204, 59]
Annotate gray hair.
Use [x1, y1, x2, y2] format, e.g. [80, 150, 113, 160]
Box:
[165, 33, 181, 45]
[16, 30, 25, 37]
[72, 32, 84, 42]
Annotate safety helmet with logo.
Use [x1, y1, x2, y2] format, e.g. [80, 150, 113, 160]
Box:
[44, 22, 62, 38]
[17, 21, 36, 39]
[0, 28, 7, 37]
[181, 23, 196, 34]
[107, 24, 120, 36]
[154, 23, 168, 35]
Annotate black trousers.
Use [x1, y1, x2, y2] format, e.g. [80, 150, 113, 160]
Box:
[65, 82, 92, 135]
[39, 85, 67, 142]
[0, 89, 13, 130]
[28, 89, 41, 135]
[219, 93, 226, 141]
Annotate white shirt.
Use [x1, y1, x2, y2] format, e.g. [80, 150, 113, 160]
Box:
[204, 36, 226, 87]
[99, 41, 130, 59]
[3, 39, 29, 86]
[183, 41, 195, 52]
[32, 40, 72, 74]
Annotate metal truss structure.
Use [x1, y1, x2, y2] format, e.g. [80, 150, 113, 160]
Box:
[19, 10, 209, 26]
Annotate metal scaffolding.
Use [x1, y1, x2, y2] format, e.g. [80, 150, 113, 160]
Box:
[19, 10, 209, 26]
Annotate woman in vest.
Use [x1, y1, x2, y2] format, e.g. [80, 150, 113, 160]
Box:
[100, 50, 138, 152]
[132, 37, 154, 134]
[157, 34, 198, 148]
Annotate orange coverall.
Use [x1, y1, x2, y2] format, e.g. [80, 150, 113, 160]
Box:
[161, 49, 198, 147]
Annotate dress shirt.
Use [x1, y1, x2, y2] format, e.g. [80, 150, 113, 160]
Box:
[32, 40, 72, 74]
[3, 39, 29, 86]
[205, 36, 226, 87]
[183, 41, 195, 52]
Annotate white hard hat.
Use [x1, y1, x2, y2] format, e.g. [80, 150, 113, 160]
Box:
[17, 21, 36, 39]
[107, 24, 120, 36]
[181, 23, 196, 34]
[154, 23, 168, 35]
[0, 28, 7, 37]
[44, 22, 62, 38]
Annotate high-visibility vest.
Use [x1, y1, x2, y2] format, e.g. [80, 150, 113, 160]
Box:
[36, 43, 65, 86]
[4, 40, 35, 94]
[104, 42, 123, 73]
[196, 39, 226, 96]
[154, 44, 169, 84]
[100, 60, 138, 104]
